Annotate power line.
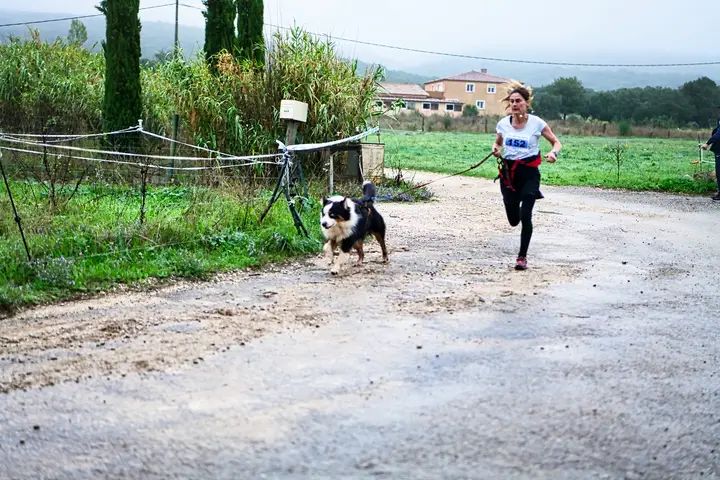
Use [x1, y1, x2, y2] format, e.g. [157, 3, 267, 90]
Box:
[264, 23, 720, 69]
[2, 4, 717, 69]
[0, 3, 177, 28]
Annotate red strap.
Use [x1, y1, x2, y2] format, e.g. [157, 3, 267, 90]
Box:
[498, 153, 542, 191]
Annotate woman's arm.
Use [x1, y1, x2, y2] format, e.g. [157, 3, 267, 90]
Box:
[541, 125, 561, 163]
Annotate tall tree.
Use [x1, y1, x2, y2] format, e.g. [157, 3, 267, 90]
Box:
[203, 0, 237, 73]
[237, 0, 265, 65]
[98, 0, 141, 145]
[67, 19, 88, 46]
[544, 77, 587, 119]
[680, 77, 720, 127]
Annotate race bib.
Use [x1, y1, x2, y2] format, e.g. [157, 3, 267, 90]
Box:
[504, 136, 530, 149]
[503, 134, 532, 158]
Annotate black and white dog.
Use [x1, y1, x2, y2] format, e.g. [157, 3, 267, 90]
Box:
[320, 181, 388, 275]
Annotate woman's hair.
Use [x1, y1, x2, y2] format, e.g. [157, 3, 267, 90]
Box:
[502, 80, 533, 108]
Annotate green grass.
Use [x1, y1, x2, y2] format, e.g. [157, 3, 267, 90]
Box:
[0, 181, 323, 314]
[382, 131, 715, 194]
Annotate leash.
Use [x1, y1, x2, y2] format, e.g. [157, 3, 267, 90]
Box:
[402, 150, 497, 193]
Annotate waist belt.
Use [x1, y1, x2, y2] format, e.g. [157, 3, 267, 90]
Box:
[496, 154, 542, 192]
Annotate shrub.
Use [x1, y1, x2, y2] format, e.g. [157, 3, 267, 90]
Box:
[618, 120, 632, 137]
[462, 105, 478, 117]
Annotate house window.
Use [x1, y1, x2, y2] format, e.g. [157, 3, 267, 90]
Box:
[446, 104, 455, 111]
[465, 83, 475, 93]
[487, 84, 496, 94]
[405, 101, 415, 109]
[431, 104, 439, 110]
[422, 103, 431, 110]
[476, 100, 486, 110]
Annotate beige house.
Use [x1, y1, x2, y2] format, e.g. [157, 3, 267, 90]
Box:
[424, 69, 511, 116]
[377, 69, 512, 117]
[376, 82, 463, 116]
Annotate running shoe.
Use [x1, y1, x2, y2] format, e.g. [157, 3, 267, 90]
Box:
[712, 193, 720, 201]
[515, 256, 528, 270]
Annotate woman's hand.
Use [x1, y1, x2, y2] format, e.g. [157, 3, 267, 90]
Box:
[545, 151, 558, 163]
[700, 143, 710, 151]
[492, 143, 502, 158]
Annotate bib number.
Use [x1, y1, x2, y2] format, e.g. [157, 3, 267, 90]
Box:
[505, 138, 529, 148]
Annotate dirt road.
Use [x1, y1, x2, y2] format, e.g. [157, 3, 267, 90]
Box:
[1, 172, 719, 479]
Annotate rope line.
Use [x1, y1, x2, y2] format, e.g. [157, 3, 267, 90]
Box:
[0, 135, 283, 163]
[1, 124, 380, 173]
[0, 145, 279, 171]
[139, 129, 238, 158]
[280, 127, 379, 153]
[0, 126, 140, 140]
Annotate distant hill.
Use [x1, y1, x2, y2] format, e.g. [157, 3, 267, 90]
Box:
[0, 8, 205, 59]
[353, 59, 431, 84]
[408, 58, 720, 91]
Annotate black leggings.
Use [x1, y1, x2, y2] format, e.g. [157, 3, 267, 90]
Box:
[504, 195, 536, 257]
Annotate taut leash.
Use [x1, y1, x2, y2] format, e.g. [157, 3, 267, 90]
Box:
[402, 150, 497, 193]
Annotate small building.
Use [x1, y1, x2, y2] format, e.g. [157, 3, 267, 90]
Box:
[377, 69, 513, 117]
[423, 69, 511, 116]
[377, 82, 464, 117]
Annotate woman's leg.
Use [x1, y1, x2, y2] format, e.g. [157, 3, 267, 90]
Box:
[518, 195, 536, 257]
[503, 197, 521, 227]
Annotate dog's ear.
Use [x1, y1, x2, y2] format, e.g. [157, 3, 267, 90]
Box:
[322, 197, 330, 206]
[343, 197, 353, 210]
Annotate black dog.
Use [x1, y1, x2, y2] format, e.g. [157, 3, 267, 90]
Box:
[320, 181, 388, 274]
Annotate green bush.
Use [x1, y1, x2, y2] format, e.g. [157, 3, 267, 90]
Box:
[0, 31, 104, 133]
[618, 120, 632, 137]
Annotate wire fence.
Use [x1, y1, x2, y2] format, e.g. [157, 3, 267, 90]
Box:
[0, 121, 380, 266]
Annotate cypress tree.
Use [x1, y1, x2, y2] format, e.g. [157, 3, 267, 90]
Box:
[99, 0, 142, 147]
[203, 0, 237, 73]
[237, 0, 265, 66]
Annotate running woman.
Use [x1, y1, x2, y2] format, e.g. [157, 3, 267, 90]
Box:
[492, 81, 562, 271]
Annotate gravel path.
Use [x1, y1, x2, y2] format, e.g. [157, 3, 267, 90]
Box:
[1, 172, 718, 479]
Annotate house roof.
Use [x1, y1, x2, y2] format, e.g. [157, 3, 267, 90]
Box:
[425, 70, 510, 84]
[378, 82, 429, 98]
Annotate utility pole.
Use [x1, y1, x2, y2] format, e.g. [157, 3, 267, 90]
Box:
[168, 0, 180, 183]
[173, 0, 179, 58]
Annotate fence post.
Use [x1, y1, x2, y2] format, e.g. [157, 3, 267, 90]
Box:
[327, 151, 334, 194]
[166, 113, 180, 182]
[0, 152, 32, 261]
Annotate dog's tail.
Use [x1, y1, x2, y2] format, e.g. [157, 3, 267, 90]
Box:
[361, 180, 377, 206]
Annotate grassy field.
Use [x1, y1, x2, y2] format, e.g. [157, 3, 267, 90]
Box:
[381, 131, 715, 194]
[0, 175, 429, 314]
[0, 182, 323, 314]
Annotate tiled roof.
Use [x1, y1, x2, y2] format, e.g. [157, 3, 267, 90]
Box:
[378, 82, 429, 98]
[425, 70, 510, 84]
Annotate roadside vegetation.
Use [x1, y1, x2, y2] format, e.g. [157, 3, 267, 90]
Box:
[0, 182, 322, 314]
[0, 29, 385, 314]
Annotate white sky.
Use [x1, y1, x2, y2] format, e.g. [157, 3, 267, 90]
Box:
[5, 0, 715, 70]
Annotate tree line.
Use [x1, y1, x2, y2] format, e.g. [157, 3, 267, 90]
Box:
[532, 76, 720, 129]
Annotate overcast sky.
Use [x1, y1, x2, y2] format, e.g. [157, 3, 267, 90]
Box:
[7, 0, 715, 71]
